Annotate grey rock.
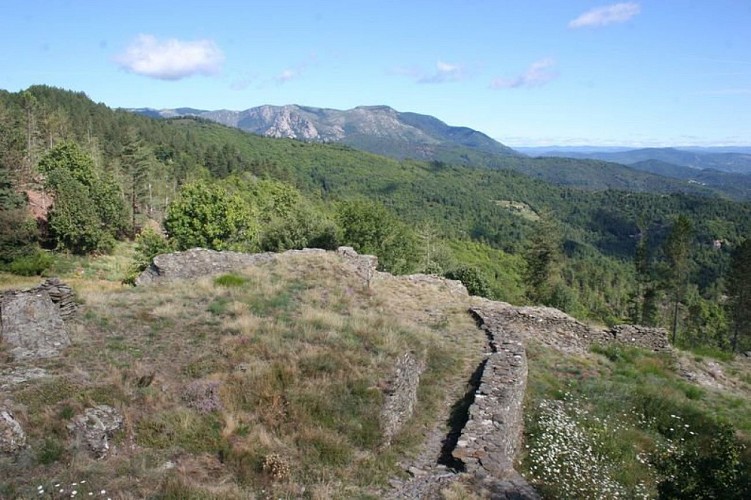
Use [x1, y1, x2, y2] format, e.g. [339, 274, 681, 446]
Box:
[0, 367, 50, 390]
[67, 405, 124, 458]
[1, 290, 70, 361]
[0, 407, 26, 454]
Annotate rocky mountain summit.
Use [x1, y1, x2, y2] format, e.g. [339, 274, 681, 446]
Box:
[129, 104, 519, 162]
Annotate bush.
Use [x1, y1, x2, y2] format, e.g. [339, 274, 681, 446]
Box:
[164, 180, 257, 251]
[8, 250, 53, 276]
[123, 227, 173, 285]
[655, 421, 750, 499]
[444, 265, 493, 298]
[214, 273, 247, 287]
[336, 199, 418, 274]
[259, 204, 340, 252]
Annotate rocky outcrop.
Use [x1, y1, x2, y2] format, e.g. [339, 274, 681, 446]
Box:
[336, 246, 379, 286]
[0, 367, 50, 390]
[67, 405, 124, 458]
[1, 289, 70, 361]
[380, 352, 425, 446]
[0, 406, 26, 454]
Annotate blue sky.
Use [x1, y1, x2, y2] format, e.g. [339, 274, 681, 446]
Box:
[1, 1, 749, 146]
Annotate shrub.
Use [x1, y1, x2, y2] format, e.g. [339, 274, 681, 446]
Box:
[444, 265, 493, 298]
[164, 180, 257, 251]
[7, 250, 53, 276]
[123, 227, 174, 284]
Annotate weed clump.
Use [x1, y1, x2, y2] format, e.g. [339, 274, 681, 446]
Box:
[182, 380, 223, 413]
[262, 453, 291, 481]
[214, 273, 247, 287]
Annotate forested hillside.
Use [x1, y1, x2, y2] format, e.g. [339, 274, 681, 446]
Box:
[2, 85, 751, 353]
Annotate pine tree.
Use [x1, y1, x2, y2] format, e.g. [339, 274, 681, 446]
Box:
[523, 216, 563, 305]
[663, 215, 693, 344]
[727, 238, 751, 352]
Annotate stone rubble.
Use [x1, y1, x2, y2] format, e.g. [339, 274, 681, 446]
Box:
[67, 405, 124, 458]
[0, 406, 26, 455]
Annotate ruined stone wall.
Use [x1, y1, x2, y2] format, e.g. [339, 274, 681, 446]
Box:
[448, 307, 539, 498]
[0, 278, 76, 361]
[380, 352, 425, 446]
[135, 246, 379, 286]
[470, 300, 670, 354]
[610, 324, 670, 351]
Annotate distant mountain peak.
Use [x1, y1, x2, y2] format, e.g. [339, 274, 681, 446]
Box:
[129, 104, 519, 162]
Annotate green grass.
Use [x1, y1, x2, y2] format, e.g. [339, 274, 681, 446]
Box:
[522, 341, 751, 498]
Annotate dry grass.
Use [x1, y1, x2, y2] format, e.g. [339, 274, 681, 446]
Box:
[1, 251, 484, 499]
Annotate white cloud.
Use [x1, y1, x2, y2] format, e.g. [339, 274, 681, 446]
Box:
[275, 68, 300, 84]
[418, 60, 466, 83]
[569, 2, 641, 28]
[115, 34, 224, 80]
[491, 58, 558, 89]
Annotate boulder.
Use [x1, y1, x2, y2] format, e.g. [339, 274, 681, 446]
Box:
[67, 405, 124, 458]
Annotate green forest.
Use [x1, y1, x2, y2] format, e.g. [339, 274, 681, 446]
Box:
[2, 85, 751, 353]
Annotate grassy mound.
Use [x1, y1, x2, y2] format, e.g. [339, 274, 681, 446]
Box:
[1, 252, 483, 499]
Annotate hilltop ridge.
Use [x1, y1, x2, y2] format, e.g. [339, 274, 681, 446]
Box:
[3, 247, 748, 498]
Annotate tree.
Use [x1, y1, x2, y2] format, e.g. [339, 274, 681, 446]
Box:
[662, 215, 693, 343]
[727, 238, 751, 352]
[39, 141, 127, 253]
[164, 180, 257, 251]
[630, 228, 660, 326]
[335, 199, 418, 274]
[120, 132, 154, 235]
[523, 217, 563, 305]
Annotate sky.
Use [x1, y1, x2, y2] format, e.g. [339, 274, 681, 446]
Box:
[1, 1, 749, 147]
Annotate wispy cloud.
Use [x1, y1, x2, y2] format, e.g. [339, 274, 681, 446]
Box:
[491, 58, 558, 89]
[273, 53, 318, 85]
[115, 34, 224, 80]
[392, 60, 468, 84]
[419, 61, 466, 83]
[275, 68, 301, 84]
[569, 2, 641, 28]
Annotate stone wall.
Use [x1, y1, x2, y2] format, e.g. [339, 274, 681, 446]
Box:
[610, 324, 670, 351]
[136, 246, 379, 286]
[469, 300, 670, 354]
[135, 248, 277, 285]
[1, 290, 70, 361]
[380, 352, 425, 446]
[449, 307, 539, 498]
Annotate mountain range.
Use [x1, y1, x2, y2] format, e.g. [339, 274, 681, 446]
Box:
[129, 104, 519, 164]
[524, 147, 751, 174]
[129, 104, 751, 200]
